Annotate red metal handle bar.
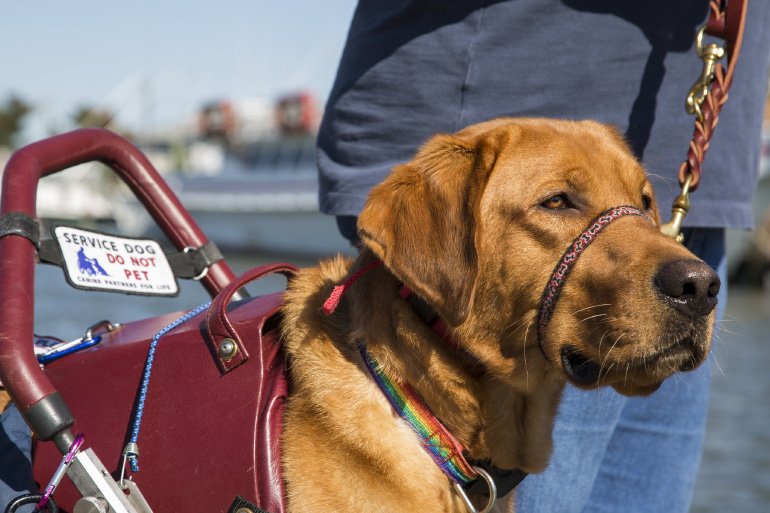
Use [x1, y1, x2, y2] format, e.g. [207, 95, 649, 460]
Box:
[0, 128, 237, 448]
[2, 128, 236, 294]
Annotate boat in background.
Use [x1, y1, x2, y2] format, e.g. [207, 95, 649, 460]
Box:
[116, 92, 355, 259]
[131, 155, 355, 260]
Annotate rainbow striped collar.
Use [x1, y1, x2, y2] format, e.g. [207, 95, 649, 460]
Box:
[358, 342, 477, 486]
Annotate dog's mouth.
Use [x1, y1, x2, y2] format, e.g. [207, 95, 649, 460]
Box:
[559, 345, 601, 386]
[637, 334, 706, 372]
[559, 330, 708, 388]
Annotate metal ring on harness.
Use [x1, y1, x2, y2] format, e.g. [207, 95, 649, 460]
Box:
[184, 245, 210, 281]
[537, 206, 647, 357]
[453, 466, 497, 513]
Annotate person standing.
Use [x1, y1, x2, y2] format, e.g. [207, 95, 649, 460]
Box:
[316, 1, 770, 511]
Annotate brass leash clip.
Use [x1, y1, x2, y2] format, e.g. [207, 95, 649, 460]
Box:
[664, 23, 726, 243]
[660, 172, 693, 243]
[685, 25, 726, 123]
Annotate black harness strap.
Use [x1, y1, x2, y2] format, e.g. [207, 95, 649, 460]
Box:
[226, 496, 272, 513]
[38, 239, 64, 266]
[2, 212, 224, 281]
[0, 212, 41, 247]
[464, 461, 528, 499]
[165, 240, 224, 279]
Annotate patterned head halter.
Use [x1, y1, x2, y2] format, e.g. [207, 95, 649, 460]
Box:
[536, 206, 647, 357]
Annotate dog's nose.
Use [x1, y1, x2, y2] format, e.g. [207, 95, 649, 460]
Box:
[654, 260, 720, 317]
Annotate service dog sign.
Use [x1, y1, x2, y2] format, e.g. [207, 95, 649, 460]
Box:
[54, 226, 179, 296]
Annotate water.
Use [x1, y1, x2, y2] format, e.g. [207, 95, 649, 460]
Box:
[25, 252, 770, 513]
[692, 288, 770, 513]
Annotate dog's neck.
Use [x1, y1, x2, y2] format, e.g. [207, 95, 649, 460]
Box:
[344, 250, 564, 473]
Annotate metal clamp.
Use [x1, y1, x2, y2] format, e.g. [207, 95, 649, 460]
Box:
[0, 212, 40, 247]
[35, 433, 85, 511]
[165, 241, 222, 280]
[119, 442, 140, 488]
[685, 25, 726, 123]
[183, 246, 210, 281]
[83, 319, 121, 342]
[68, 448, 154, 513]
[453, 466, 497, 513]
[37, 320, 121, 365]
[660, 172, 693, 243]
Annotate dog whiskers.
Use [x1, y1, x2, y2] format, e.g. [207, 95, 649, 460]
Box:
[708, 348, 727, 379]
[715, 323, 742, 337]
[645, 172, 673, 185]
[597, 362, 616, 386]
[593, 316, 622, 328]
[506, 316, 532, 335]
[597, 331, 608, 356]
[642, 342, 652, 375]
[598, 333, 625, 382]
[576, 313, 608, 325]
[522, 321, 532, 392]
[571, 303, 612, 315]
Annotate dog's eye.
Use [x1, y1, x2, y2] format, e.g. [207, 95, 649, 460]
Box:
[642, 194, 652, 211]
[541, 195, 568, 210]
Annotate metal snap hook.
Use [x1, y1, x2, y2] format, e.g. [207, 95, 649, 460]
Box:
[686, 25, 726, 123]
[453, 466, 497, 513]
[660, 172, 694, 243]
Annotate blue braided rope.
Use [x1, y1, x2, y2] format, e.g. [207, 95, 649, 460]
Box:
[127, 301, 211, 472]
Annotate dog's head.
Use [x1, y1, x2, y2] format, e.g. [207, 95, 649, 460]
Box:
[358, 118, 718, 396]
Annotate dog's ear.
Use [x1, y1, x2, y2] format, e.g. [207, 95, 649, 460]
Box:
[358, 128, 511, 326]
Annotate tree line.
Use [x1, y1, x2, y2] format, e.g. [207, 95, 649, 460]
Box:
[0, 95, 31, 148]
[0, 94, 118, 150]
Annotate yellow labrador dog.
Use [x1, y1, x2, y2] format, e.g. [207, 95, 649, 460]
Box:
[280, 118, 719, 512]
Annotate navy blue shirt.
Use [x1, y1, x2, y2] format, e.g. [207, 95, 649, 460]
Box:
[318, 0, 770, 228]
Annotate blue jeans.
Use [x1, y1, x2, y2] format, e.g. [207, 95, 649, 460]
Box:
[516, 228, 726, 513]
[0, 403, 35, 513]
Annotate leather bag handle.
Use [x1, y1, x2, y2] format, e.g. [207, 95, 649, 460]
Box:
[205, 263, 298, 373]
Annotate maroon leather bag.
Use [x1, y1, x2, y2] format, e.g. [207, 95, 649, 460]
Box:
[34, 264, 295, 513]
[0, 129, 293, 513]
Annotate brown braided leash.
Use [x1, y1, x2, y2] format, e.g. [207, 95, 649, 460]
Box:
[661, 0, 748, 241]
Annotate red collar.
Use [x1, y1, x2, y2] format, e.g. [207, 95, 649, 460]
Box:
[321, 258, 466, 351]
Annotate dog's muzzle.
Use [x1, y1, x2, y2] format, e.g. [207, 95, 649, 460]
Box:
[537, 206, 647, 358]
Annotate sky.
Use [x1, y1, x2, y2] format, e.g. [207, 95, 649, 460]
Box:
[1, 0, 358, 142]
